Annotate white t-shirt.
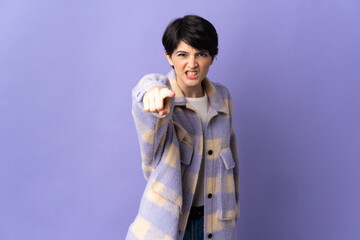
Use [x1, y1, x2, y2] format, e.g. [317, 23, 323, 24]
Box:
[185, 91, 208, 207]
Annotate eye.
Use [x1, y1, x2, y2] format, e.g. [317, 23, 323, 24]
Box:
[198, 52, 208, 57]
[177, 53, 187, 57]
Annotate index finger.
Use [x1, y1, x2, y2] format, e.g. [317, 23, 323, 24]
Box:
[160, 88, 175, 99]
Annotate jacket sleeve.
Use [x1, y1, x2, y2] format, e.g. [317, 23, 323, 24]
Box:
[131, 73, 174, 180]
[229, 92, 240, 219]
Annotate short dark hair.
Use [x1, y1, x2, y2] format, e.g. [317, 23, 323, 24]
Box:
[162, 15, 218, 58]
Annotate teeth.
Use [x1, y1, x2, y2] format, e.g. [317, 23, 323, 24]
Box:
[186, 71, 198, 76]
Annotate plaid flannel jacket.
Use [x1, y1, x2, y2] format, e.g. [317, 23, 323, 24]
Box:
[126, 70, 239, 240]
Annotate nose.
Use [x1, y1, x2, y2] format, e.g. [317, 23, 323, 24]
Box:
[187, 56, 198, 69]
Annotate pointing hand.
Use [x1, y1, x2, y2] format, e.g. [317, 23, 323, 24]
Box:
[143, 87, 175, 116]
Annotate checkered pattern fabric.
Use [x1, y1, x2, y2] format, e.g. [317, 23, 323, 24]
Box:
[126, 70, 239, 240]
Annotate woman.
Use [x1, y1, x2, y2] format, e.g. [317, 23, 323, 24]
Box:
[127, 15, 239, 240]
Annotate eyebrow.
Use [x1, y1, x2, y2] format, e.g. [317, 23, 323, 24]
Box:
[175, 50, 188, 54]
[175, 50, 208, 54]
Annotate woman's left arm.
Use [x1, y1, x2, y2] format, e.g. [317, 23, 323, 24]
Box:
[229, 92, 240, 219]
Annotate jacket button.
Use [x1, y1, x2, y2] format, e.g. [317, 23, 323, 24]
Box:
[208, 150, 213, 155]
[207, 193, 212, 198]
[208, 233, 213, 238]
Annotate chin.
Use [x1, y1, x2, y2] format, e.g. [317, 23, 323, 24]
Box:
[184, 79, 201, 86]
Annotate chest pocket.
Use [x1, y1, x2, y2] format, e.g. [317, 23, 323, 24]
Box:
[173, 121, 194, 166]
[217, 148, 237, 220]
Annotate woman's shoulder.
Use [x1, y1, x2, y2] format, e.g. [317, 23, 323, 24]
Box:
[210, 80, 232, 99]
[140, 72, 168, 82]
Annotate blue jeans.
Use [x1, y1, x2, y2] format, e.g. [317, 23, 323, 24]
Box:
[183, 216, 204, 240]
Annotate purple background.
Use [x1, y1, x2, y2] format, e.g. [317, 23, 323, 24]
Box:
[1, 0, 360, 239]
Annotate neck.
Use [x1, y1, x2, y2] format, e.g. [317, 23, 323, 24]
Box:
[177, 81, 205, 98]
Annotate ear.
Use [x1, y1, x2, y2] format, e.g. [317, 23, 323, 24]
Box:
[210, 56, 215, 66]
[165, 51, 174, 66]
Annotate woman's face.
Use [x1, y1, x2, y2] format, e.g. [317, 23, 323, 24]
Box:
[165, 40, 214, 97]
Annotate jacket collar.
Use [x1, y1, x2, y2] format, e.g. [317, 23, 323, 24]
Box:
[166, 70, 229, 114]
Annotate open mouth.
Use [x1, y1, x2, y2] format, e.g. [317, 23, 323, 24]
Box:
[185, 71, 199, 79]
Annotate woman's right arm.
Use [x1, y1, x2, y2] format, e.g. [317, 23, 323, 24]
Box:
[131, 73, 175, 180]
